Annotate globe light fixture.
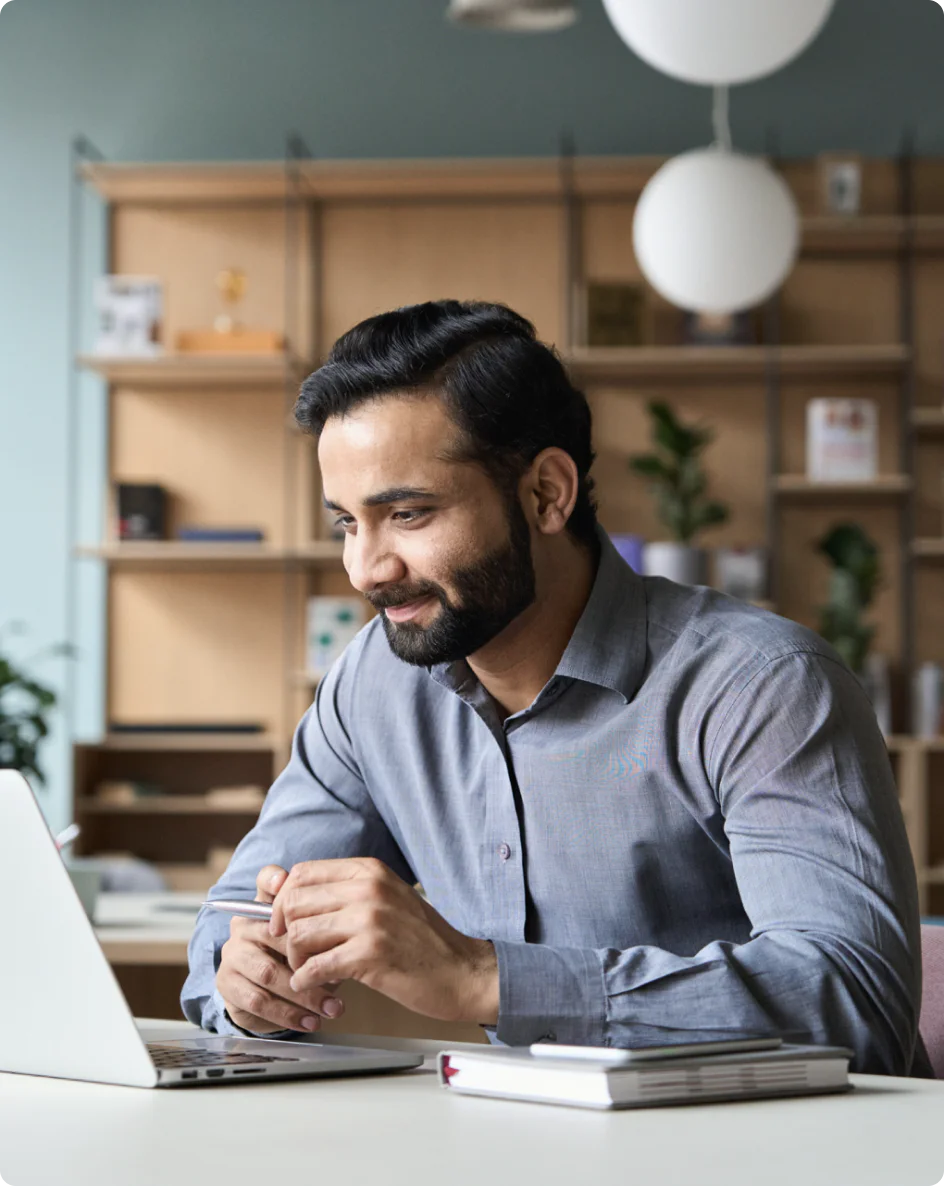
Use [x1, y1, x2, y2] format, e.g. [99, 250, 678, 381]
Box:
[600, 0, 835, 86]
[447, 0, 577, 31]
[632, 147, 801, 314]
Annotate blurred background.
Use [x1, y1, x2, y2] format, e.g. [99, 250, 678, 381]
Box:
[2, 0, 944, 1023]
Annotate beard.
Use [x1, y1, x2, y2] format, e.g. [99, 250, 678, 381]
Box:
[369, 496, 537, 667]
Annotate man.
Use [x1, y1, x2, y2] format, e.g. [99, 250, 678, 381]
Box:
[182, 299, 931, 1076]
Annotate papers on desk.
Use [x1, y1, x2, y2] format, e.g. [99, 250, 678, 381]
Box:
[438, 1044, 853, 1110]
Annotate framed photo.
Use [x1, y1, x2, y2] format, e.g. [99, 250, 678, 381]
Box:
[94, 275, 163, 357]
[584, 282, 650, 347]
[818, 153, 863, 217]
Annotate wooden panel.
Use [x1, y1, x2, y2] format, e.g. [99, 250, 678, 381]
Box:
[913, 258, 944, 404]
[780, 258, 900, 345]
[915, 435, 944, 539]
[108, 571, 288, 734]
[586, 385, 767, 548]
[914, 566, 944, 669]
[112, 203, 312, 357]
[319, 202, 564, 349]
[111, 387, 289, 545]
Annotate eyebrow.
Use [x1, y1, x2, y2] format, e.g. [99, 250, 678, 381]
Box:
[323, 487, 439, 512]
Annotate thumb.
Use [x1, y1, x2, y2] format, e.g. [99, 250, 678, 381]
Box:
[256, 865, 288, 904]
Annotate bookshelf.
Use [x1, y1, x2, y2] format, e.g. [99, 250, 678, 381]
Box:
[71, 150, 944, 921]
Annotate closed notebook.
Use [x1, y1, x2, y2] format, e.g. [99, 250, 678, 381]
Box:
[437, 1044, 853, 1111]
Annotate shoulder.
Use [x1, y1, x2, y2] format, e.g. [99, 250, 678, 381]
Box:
[643, 576, 841, 681]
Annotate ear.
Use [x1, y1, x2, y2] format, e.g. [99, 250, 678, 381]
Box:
[521, 448, 579, 538]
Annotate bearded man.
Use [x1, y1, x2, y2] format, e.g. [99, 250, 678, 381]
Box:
[182, 299, 931, 1077]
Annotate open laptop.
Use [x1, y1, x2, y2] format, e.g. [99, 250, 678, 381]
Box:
[0, 769, 422, 1088]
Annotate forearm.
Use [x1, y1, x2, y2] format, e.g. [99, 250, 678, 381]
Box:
[493, 930, 918, 1075]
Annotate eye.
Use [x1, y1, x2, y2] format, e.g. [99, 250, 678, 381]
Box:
[392, 508, 431, 524]
[333, 515, 355, 533]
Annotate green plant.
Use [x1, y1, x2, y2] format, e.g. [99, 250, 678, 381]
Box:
[629, 401, 729, 544]
[816, 523, 881, 675]
[0, 623, 76, 785]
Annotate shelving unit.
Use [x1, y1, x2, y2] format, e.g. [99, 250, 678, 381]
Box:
[69, 149, 944, 917]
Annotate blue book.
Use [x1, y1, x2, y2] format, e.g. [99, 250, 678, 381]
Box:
[176, 528, 265, 543]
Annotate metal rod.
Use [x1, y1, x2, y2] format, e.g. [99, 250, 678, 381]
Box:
[897, 129, 917, 733]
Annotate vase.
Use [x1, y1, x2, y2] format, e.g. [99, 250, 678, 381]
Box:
[643, 543, 707, 586]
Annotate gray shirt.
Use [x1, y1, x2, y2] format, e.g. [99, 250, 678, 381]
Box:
[181, 532, 930, 1076]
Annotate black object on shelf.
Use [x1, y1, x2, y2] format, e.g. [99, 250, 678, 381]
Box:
[108, 722, 266, 734]
[116, 483, 167, 541]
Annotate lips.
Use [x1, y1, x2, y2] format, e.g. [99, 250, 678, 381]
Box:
[383, 595, 436, 623]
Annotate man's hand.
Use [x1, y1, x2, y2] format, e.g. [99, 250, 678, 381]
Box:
[268, 858, 499, 1026]
[216, 865, 345, 1035]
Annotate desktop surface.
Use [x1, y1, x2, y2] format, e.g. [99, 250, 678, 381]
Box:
[0, 1019, 941, 1186]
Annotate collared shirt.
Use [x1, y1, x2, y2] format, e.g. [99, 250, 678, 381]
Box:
[181, 531, 930, 1076]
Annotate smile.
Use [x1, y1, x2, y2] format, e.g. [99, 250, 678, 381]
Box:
[384, 596, 437, 624]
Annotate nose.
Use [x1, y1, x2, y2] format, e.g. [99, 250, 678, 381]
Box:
[344, 529, 406, 595]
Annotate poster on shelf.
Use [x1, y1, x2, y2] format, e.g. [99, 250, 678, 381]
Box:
[93, 275, 163, 357]
[306, 597, 369, 680]
[806, 398, 878, 482]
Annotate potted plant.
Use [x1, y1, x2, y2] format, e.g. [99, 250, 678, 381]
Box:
[816, 523, 880, 675]
[0, 622, 75, 786]
[629, 401, 729, 584]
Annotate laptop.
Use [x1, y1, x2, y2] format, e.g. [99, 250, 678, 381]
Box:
[0, 770, 422, 1088]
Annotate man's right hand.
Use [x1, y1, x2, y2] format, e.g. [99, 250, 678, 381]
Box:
[216, 865, 345, 1035]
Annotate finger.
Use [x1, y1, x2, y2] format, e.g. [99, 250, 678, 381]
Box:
[283, 910, 352, 973]
[290, 939, 363, 994]
[269, 882, 350, 938]
[221, 969, 322, 1034]
[228, 928, 344, 1017]
[256, 864, 288, 905]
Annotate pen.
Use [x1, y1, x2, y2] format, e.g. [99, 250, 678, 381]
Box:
[201, 898, 274, 920]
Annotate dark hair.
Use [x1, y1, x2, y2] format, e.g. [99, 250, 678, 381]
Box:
[294, 300, 599, 551]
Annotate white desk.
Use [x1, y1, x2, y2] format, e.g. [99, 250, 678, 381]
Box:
[0, 1018, 942, 1186]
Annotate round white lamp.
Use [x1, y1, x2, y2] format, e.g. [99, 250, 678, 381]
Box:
[447, 0, 577, 31]
[601, 0, 835, 86]
[633, 149, 801, 314]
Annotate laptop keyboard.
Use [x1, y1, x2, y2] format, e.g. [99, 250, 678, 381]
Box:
[148, 1044, 300, 1069]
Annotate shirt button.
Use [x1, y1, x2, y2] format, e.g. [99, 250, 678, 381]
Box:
[498, 842, 512, 861]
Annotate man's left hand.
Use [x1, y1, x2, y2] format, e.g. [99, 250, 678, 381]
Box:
[267, 858, 499, 1026]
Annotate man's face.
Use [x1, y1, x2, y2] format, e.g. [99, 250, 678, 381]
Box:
[318, 394, 536, 666]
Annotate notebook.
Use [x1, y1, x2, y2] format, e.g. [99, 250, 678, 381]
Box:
[438, 1042, 853, 1110]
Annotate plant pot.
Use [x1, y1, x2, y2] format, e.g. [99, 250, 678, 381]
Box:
[643, 543, 707, 586]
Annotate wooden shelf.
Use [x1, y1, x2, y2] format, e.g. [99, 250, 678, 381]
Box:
[913, 539, 944, 560]
[913, 407, 944, 434]
[79, 156, 666, 205]
[774, 475, 913, 498]
[563, 345, 910, 384]
[75, 542, 344, 569]
[93, 732, 281, 752]
[77, 795, 262, 815]
[801, 216, 908, 255]
[78, 352, 309, 388]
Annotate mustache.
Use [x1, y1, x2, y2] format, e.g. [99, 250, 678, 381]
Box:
[366, 584, 445, 612]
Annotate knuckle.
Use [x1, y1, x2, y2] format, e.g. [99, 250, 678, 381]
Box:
[245, 988, 269, 1017]
[255, 959, 279, 989]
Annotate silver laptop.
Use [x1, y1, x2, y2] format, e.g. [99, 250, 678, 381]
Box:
[0, 769, 422, 1088]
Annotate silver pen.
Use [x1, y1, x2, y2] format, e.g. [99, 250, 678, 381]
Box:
[201, 898, 274, 920]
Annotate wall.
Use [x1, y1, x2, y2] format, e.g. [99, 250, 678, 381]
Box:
[1, 0, 943, 829]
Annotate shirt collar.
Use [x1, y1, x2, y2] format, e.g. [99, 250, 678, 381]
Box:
[428, 527, 647, 706]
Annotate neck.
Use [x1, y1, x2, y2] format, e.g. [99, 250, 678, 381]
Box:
[466, 533, 598, 718]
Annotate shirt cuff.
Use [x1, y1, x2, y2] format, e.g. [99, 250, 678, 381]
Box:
[209, 987, 297, 1041]
[491, 940, 607, 1047]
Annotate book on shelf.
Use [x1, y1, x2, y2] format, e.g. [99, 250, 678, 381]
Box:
[108, 722, 266, 734]
[438, 1041, 853, 1111]
[176, 527, 265, 543]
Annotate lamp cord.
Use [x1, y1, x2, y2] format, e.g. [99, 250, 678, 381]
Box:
[712, 84, 733, 152]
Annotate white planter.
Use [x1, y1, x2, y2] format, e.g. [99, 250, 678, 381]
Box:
[643, 543, 706, 586]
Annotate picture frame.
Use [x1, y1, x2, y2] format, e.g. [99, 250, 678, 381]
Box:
[818, 153, 864, 217]
[584, 281, 650, 347]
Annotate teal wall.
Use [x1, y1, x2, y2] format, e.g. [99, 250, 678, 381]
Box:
[1, 0, 943, 829]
